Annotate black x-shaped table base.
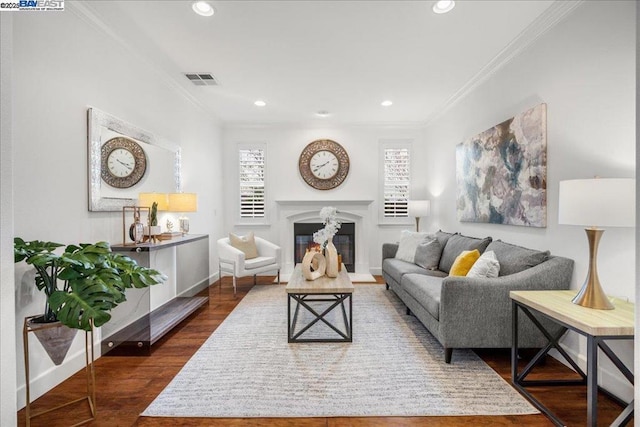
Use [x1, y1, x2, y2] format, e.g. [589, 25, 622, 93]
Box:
[512, 300, 634, 427]
[288, 293, 352, 343]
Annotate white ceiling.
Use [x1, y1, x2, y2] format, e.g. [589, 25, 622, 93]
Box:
[82, 1, 557, 126]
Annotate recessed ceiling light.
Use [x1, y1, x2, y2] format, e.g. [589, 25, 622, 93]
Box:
[192, 1, 214, 17]
[316, 110, 331, 117]
[432, 0, 455, 14]
[254, 100, 266, 107]
[381, 100, 393, 107]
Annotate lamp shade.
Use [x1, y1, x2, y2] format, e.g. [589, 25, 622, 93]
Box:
[408, 200, 431, 218]
[138, 193, 168, 211]
[558, 178, 635, 227]
[168, 193, 197, 212]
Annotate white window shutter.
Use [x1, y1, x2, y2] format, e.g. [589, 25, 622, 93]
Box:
[239, 148, 265, 218]
[383, 148, 410, 217]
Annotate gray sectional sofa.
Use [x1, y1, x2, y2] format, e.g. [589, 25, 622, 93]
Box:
[382, 230, 574, 363]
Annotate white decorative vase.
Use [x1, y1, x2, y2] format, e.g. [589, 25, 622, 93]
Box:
[325, 236, 339, 278]
[302, 250, 326, 280]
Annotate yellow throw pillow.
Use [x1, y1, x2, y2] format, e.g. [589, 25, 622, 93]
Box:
[449, 249, 481, 276]
[229, 232, 258, 259]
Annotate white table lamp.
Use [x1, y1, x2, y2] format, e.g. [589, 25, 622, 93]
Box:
[168, 193, 198, 234]
[408, 200, 431, 232]
[558, 178, 635, 309]
[138, 192, 169, 211]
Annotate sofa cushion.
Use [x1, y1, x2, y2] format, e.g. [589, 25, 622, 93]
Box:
[414, 239, 442, 270]
[383, 258, 430, 285]
[439, 234, 492, 273]
[485, 240, 550, 276]
[395, 230, 430, 263]
[467, 250, 500, 278]
[433, 230, 457, 249]
[449, 249, 480, 276]
[402, 274, 443, 320]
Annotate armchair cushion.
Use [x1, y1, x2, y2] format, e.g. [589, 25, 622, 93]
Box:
[245, 256, 277, 270]
[229, 231, 258, 259]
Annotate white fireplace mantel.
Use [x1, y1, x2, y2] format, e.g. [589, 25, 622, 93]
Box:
[275, 200, 374, 274]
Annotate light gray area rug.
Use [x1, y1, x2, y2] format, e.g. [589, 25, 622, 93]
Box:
[142, 285, 537, 418]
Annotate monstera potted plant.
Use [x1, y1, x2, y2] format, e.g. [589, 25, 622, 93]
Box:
[15, 238, 166, 364]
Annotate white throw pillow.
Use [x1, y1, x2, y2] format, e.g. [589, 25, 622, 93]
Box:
[467, 250, 500, 278]
[395, 230, 430, 263]
[229, 231, 258, 259]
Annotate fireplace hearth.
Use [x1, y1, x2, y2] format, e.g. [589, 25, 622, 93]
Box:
[294, 222, 355, 272]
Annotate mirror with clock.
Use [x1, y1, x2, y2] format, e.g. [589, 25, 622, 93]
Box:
[88, 108, 181, 211]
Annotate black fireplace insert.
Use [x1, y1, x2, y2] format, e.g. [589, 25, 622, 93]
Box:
[294, 222, 355, 272]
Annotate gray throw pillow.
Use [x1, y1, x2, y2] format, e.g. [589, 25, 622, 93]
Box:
[485, 240, 550, 276]
[438, 234, 492, 273]
[414, 239, 443, 270]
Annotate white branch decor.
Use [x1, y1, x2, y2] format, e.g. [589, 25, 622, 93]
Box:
[312, 206, 341, 249]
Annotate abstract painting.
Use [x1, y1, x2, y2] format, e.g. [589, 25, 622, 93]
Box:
[456, 103, 547, 228]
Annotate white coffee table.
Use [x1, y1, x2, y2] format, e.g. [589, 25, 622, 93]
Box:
[286, 264, 354, 343]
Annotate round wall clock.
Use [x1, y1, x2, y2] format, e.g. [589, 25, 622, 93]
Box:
[100, 137, 147, 188]
[299, 139, 350, 190]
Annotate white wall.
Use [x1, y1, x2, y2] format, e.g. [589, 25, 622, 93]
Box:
[421, 1, 635, 401]
[221, 125, 425, 274]
[11, 8, 223, 408]
[1, 12, 17, 427]
[636, 0, 639, 417]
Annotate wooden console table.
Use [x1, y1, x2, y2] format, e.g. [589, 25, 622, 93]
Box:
[102, 234, 210, 355]
[510, 290, 634, 426]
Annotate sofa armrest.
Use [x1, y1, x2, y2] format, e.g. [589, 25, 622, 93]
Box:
[382, 243, 399, 261]
[439, 256, 574, 348]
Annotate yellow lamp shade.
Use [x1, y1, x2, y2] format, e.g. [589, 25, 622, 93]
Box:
[138, 193, 168, 211]
[168, 193, 197, 212]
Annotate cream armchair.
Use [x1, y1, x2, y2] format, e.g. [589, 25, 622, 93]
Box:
[217, 236, 281, 295]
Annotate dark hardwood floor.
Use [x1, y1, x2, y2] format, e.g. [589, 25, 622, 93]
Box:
[18, 276, 631, 427]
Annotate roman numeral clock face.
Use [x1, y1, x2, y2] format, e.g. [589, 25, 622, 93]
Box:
[310, 151, 339, 179]
[299, 139, 350, 190]
[100, 137, 147, 188]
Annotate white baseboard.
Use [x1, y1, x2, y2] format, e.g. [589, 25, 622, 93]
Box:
[16, 339, 101, 410]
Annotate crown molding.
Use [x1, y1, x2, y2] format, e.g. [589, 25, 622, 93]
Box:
[222, 120, 426, 131]
[67, 2, 216, 120]
[424, 0, 584, 127]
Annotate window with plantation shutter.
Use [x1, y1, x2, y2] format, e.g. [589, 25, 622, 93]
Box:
[383, 147, 410, 218]
[239, 147, 265, 218]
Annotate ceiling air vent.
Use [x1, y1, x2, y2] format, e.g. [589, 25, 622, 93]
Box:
[184, 73, 219, 86]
